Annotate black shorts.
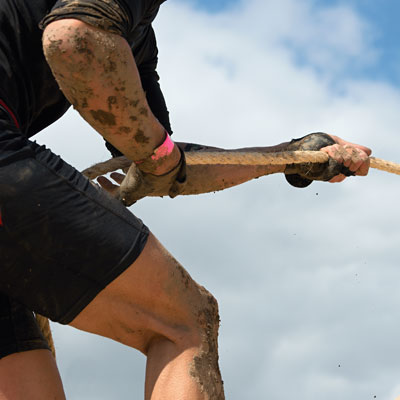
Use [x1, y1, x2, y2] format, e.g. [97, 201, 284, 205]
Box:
[0, 111, 149, 358]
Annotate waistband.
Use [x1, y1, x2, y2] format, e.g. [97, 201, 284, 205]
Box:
[0, 99, 20, 129]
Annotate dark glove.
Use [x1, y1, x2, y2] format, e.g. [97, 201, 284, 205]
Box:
[284, 132, 354, 188]
[119, 148, 186, 206]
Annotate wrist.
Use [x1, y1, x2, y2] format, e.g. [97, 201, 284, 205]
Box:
[135, 132, 181, 175]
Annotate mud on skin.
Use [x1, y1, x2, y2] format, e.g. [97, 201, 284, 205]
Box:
[119, 126, 132, 133]
[134, 129, 149, 144]
[107, 95, 117, 110]
[190, 287, 225, 400]
[45, 25, 152, 146]
[90, 109, 116, 126]
[163, 254, 225, 398]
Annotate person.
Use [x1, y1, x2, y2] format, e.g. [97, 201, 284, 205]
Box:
[0, 0, 371, 399]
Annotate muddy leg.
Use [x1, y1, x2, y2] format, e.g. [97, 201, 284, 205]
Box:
[70, 233, 224, 400]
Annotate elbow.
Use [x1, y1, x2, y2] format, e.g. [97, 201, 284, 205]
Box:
[42, 19, 95, 77]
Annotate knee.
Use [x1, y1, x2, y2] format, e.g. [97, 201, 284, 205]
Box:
[144, 284, 221, 355]
[185, 288, 224, 398]
[144, 292, 220, 363]
[195, 286, 220, 338]
[173, 285, 221, 351]
[43, 19, 84, 60]
[42, 19, 100, 77]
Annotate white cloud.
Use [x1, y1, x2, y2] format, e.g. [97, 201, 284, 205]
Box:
[38, 0, 400, 399]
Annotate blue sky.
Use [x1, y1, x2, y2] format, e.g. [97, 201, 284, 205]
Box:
[191, 0, 400, 86]
[318, 0, 400, 85]
[188, 0, 238, 13]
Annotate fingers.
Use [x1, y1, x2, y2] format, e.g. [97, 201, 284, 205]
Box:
[341, 145, 370, 175]
[328, 135, 372, 156]
[97, 172, 126, 190]
[96, 170, 140, 205]
[329, 174, 346, 183]
[110, 172, 125, 184]
[320, 143, 370, 182]
[97, 176, 120, 195]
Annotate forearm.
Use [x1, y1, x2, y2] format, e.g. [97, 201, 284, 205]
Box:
[181, 163, 284, 196]
[175, 142, 288, 195]
[42, 19, 179, 172]
[176, 141, 290, 154]
[109, 142, 285, 197]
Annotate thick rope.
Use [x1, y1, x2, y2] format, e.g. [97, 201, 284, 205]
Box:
[369, 157, 400, 175]
[81, 150, 400, 179]
[36, 314, 56, 358]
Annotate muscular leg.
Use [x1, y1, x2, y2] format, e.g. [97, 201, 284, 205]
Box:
[0, 349, 66, 400]
[70, 233, 224, 400]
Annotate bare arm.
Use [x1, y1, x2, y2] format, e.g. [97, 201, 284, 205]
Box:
[42, 19, 180, 175]
[99, 141, 290, 197]
[180, 162, 284, 196]
[99, 136, 371, 199]
[156, 138, 370, 195]
[175, 141, 288, 195]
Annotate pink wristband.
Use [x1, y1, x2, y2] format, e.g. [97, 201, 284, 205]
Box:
[134, 132, 175, 165]
[151, 132, 175, 161]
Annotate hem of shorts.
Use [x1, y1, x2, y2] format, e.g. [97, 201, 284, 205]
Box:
[0, 340, 51, 359]
[57, 225, 150, 325]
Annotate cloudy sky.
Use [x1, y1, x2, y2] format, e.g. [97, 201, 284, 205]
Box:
[37, 0, 400, 399]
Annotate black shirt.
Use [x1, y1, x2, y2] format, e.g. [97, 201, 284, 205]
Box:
[0, 0, 171, 142]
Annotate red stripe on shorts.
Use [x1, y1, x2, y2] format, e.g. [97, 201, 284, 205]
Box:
[0, 99, 20, 129]
[0, 211, 3, 226]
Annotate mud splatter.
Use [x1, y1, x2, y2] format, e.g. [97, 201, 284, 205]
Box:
[139, 107, 148, 116]
[103, 58, 117, 73]
[74, 34, 94, 65]
[90, 109, 116, 126]
[53, 71, 65, 79]
[119, 126, 132, 134]
[75, 35, 90, 53]
[129, 99, 140, 108]
[45, 38, 64, 57]
[190, 288, 225, 399]
[107, 95, 117, 110]
[134, 129, 149, 144]
[175, 263, 191, 289]
[70, 97, 79, 109]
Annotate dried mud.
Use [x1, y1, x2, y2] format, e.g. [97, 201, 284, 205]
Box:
[190, 286, 225, 399]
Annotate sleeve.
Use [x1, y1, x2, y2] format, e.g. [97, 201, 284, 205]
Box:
[136, 25, 173, 136]
[141, 71, 173, 136]
[40, 0, 148, 40]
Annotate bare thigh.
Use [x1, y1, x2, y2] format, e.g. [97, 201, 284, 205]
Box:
[69, 232, 214, 353]
[0, 350, 65, 400]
